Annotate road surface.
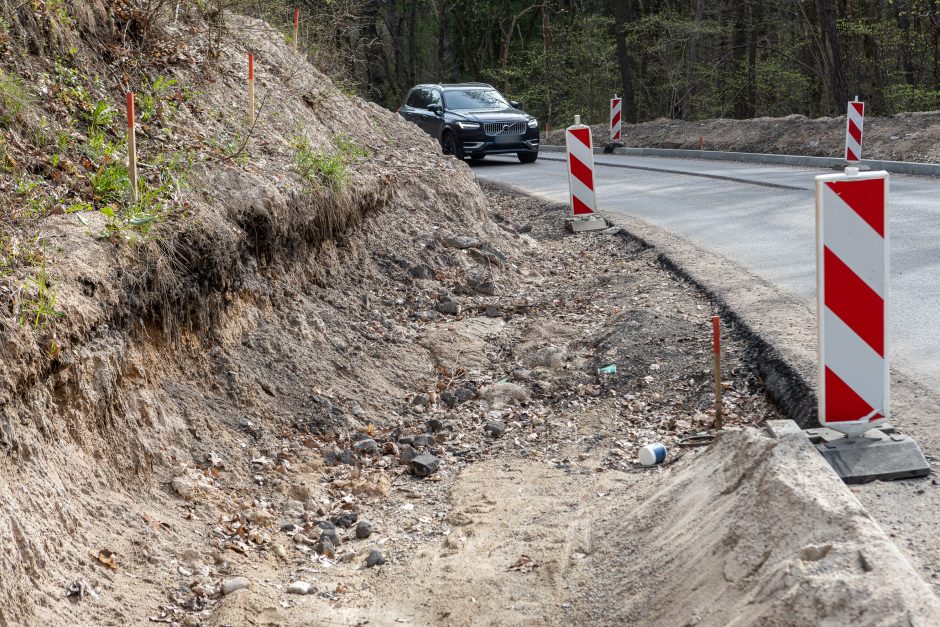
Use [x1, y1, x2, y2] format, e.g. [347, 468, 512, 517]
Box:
[473, 152, 940, 393]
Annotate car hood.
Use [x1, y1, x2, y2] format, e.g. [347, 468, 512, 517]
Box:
[451, 109, 531, 123]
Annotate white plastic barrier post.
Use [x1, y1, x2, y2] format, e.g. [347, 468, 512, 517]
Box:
[845, 98, 864, 163]
[610, 95, 622, 142]
[815, 167, 889, 436]
[565, 115, 606, 233]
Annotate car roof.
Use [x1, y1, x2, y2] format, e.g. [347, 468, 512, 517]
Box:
[412, 83, 495, 91]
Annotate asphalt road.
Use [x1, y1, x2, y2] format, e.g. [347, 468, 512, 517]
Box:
[472, 152, 940, 393]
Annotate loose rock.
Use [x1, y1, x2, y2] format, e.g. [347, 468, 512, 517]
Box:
[221, 577, 250, 595]
[366, 549, 386, 567]
[353, 438, 378, 454]
[356, 521, 374, 539]
[411, 453, 440, 477]
[484, 420, 506, 438]
[286, 581, 314, 595]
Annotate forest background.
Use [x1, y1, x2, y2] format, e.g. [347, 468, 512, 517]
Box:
[196, 1, 940, 127]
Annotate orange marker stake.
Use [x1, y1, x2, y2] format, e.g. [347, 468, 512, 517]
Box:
[126, 92, 138, 205]
[294, 8, 300, 52]
[247, 52, 255, 125]
[712, 315, 723, 429]
[699, 135, 704, 151]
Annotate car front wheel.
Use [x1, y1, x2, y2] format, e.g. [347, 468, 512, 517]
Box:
[441, 131, 464, 160]
[518, 151, 538, 164]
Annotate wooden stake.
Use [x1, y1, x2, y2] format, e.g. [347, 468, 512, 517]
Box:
[294, 8, 300, 52]
[248, 53, 255, 125]
[712, 315, 723, 429]
[126, 92, 138, 205]
[699, 135, 704, 151]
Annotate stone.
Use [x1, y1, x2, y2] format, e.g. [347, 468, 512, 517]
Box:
[427, 418, 444, 433]
[439, 233, 481, 249]
[455, 387, 476, 402]
[411, 454, 440, 478]
[484, 305, 501, 318]
[221, 577, 250, 595]
[411, 394, 430, 407]
[333, 512, 358, 528]
[399, 444, 418, 464]
[315, 536, 336, 556]
[436, 301, 460, 315]
[353, 438, 378, 455]
[366, 549, 386, 567]
[440, 391, 458, 407]
[319, 527, 341, 546]
[355, 521, 373, 539]
[412, 434, 435, 448]
[408, 263, 434, 279]
[484, 420, 506, 438]
[286, 581, 314, 595]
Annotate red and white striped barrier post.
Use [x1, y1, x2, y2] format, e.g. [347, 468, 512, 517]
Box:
[247, 52, 255, 125]
[845, 98, 864, 163]
[126, 92, 138, 204]
[565, 115, 606, 232]
[609, 95, 622, 142]
[293, 8, 300, 52]
[815, 167, 889, 436]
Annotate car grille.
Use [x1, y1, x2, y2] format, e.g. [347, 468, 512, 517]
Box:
[484, 121, 527, 136]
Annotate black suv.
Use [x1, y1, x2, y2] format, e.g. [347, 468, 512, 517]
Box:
[398, 83, 539, 163]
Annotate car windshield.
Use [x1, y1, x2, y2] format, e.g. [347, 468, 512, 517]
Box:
[444, 89, 509, 110]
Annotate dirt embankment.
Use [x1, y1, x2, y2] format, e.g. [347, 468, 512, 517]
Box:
[544, 112, 940, 163]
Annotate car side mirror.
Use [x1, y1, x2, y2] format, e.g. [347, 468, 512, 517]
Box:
[428, 104, 442, 115]
[509, 100, 520, 109]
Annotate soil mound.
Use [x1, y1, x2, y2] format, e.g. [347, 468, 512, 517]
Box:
[545, 112, 940, 164]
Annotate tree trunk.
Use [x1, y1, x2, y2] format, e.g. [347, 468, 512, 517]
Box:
[685, 0, 705, 119]
[818, 0, 850, 111]
[613, 0, 637, 123]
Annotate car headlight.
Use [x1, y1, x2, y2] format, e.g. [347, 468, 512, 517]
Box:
[527, 118, 538, 128]
[456, 122, 480, 130]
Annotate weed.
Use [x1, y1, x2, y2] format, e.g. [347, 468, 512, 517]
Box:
[85, 129, 118, 161]
[0, 137, 11, 172]
[0, 69, 33, 126]
[293, 134, 346, 190]
[91, 164, 131, 203]
[96, 148, 193, 240]
[139, 75, 180, 122]
[18, 263, 63, 330]
[87, 100, 116, 133]
[65, 201, 93, 213]
[15, 176, 40, 197]
[0, 233, 40, 278]
[334, 133, 370, 160]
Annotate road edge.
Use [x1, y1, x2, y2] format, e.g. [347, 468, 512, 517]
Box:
[540, 144, 940, 177]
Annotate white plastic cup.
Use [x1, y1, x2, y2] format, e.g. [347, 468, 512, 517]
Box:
[638, 443, 668, 466]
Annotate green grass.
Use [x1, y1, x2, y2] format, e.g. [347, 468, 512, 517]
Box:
[293, 133, 370, 191]
[294, 135, 346, 190]
[91, 164, 131, 204]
